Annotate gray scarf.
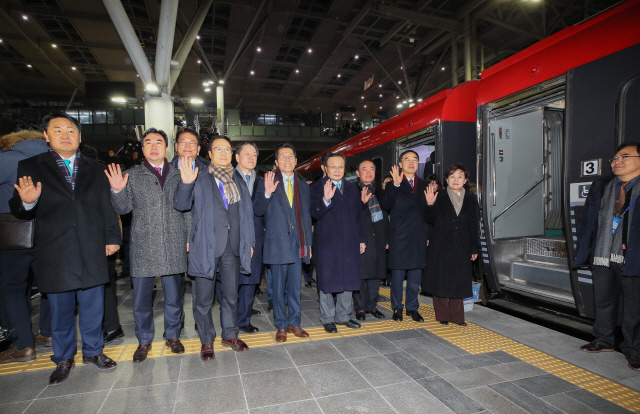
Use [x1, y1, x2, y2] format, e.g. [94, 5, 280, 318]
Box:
[359, 182, 383, 222]
[447, 186, 465, 216]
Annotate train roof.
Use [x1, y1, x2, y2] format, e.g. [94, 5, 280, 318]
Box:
[477, 0, 640, 106]
[296, 80, 479, 174]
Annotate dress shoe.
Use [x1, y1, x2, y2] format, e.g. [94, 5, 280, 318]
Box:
[392, 309, 403, 322]
[580, 341, 613, 353]
[268, 303, 273, 312]
[287, 326, 309, 337]
[255, 287, 263, 295]
[406, 310, 424, 322]
[239, 324, 259, 333]
[221, 338, 249, 351]
[275, 329, 287, 342]
[103, 327, 125, 344]
[82, 353, 117, 369]
[457, 322, 468, 327]
[166, 339, 185, 354]
[366, 309, 385, 319]
[35, 332, 52, 347]
[440, 321, 449, 325]
[133, 344, 152, 363]
[252, 309, 261, 315]
[49, 359, 74, 386]
[356, 311, 366, 321]
[337, 320, 361, 329]
[261, 278, 267, 285]
[0, 346, 36, 363]
[305, 279, 315, 288]
[323, 323, 338, 333]
[627, 355, 640, 371]
[201, 343, 215, 361]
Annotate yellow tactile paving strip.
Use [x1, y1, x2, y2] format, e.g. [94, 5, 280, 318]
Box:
[1, 286, 639, 412]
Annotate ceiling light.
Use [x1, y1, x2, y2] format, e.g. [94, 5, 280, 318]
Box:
[361, 96, 364, 99]
[111, 97, 126, 103]
[250, 70, 255, 75]
[354, 54, 359, 60]
[408, 99, 414, 103]
[191, 98, 203, 104]
[52, 44, 57, 48]
[27, 64, 32, 68]
[196, 35, 200, 40]
[197, 60, 201, 64]
[307, 48, 312, 53]
[398, 80, 402, 84]
[403, 101, 407, 104]
[136, 74, 139, 77]
[396, 96, 400, 99]
[379, 106, 382, 109]
[146, 83, 159, 92]
[205, 88, 211, 92]
[208, 81, 214, 85]
[219, 80, 224, 84]
[202, 82, 208, 86]
[72, 67, 76, 70]
[352, 113, 355, 116]
[337, 74, 341, 78]
[378, 84, 382, 88]
[441, 67, 445, 71]
[0, 39, 3, 43]
[379, 94, 382, 97]
[22, 15, 28, 20]
[295, 69, 299, 73]
[417, 98, 423, 102]
[257, 46, 262, 52]
[397, 104, 403, 108]
[364, 105, 367, 108]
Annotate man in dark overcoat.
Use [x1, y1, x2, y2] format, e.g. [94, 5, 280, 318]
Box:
[311, 153, 366, 333]
[10, 113, 121, 385]
[253, 143, 312, 343]
[234, 141, 263, 333]
[380, 150, 429, 322]
[354, 160, 388, 321]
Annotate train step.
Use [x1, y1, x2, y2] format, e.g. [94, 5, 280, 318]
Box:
[511, 261, 572, 292]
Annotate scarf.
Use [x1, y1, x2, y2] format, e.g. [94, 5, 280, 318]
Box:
[359, 181, 383, 222]
[143, 159, 170, 189]
[209, 164, 241, 205]
[49, 147, 80, 190]
[447, 186, 465, 216]
[278, 171, 308, 259]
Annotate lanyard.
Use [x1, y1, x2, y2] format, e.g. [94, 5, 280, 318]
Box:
[612, 200, 637, 235]
[618, 199, 637, 218]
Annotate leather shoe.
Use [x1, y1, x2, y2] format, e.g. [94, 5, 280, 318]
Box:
[255, 287, 263, 295]
[103, 327, 125, 344]
[356, 311, 365, 321]
[337, 319, 361, 329]
[323, 323, 338, 333]
[305, 279, 315, 288]
[440, 321, 449, 325]
[457, 322, 468, 327]
[239, 324, 259, 333]
[82, 353, 117, 369]
[221, 338, 249, 351]
[133, 344, 152, 362]
[252, 309, 261, 315]
[166, 339, 185, 354]
[275, 329, 287, 342]
[580, 341, 613, 353]
[287, 326, 309, 337]
[627, 355, 640, 371]
[392, 309, 403, 322]
[406, 310, 424, 322]
[201, 343, 215, 361]
[49, 359, 74, 386]
[0, 346, 36, 363]
[366, 309, 385, 319]
[268, 303, 273, 312]
[35, 332, 52, 347]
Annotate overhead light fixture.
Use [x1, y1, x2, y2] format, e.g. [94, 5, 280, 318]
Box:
[208, 81, 214, 85]
[27, 64, 32, 68]
[202, 82, 208, 86]
[191, 98, 203, 104]
[408, 99, 414, 103]
[397, 104, 403, 108]
[219, 80, 224, 84]
[136, 74, 139, 77]
[379, 94, 382, 97]
[22, 15, 28, 20]
[337, 74, 341, 78]
[379, 106, 382, 109]
[146, 83, 159, 92]
[205, 88, 211, 92]
[397, 96, 400, 99]
[52, 44, 57, 48]
[441, 67, 445, 71]
[352, 113, 355, 116]
[257, 46, 262, 52]
[307, 48, 312, 53]
[250, 70, 255, 75]
[400, 66, 403, 70]
[354, 54, 359, 60]
[72, 67, 76, 70]
[364, 105, 367, 108]
[417, 98, 423, 102]
[378, 84, 382, 88]
[196, 35, 200, 40]
[0, 39, 3, 43]
[403, 101, 407, 104]
[197, 60, 201, 64]
[398, 80, 402, 84]
[295, 69, 299, 73]
[111, 97, 126, 103]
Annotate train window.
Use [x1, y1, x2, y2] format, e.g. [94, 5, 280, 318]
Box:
[618, 74, 640, 145]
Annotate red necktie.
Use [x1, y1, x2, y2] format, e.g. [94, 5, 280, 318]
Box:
[155, 167, 162, 175]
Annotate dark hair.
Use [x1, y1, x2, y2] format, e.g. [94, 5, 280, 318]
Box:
[357, 159, 376, 170]
[207, 134, 232, 151]
[107, 148, 115, 152]
[426, 174, 443, 192]
[275, 143, 297, 159]
[444, 163, 469, 180]
[322, 152, 346, 167]
[142, 128, 168, 147]
[42, 112, 81, 132]
[617, 142, 640, 153]
[176, 127, 201, 145]
[235, 141, 259, 157]
[398, 149, 419, 163]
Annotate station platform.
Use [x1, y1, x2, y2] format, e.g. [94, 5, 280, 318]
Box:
[0, 278, 639, 414]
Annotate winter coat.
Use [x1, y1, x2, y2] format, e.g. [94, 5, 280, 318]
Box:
[111, 164, 191, 278]
[310, 177, 366, 293]
[234, 169, 264, 284]
[359, 184, 389, 280]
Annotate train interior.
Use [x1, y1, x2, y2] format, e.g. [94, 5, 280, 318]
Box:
[484, 83, 573, 307]
[395, 125, 437, 180]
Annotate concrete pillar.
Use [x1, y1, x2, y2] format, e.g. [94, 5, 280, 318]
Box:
[144, 93, 175, 159]
[470, 19, 477, 79]
[216, 85, 225, 136]
[463, 15, 472, 82]
[451, 37, 458, 87]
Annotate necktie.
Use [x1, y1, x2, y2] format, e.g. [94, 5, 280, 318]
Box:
[409, 178, 414, 187]
[155, 166, 162, 175]
[246, 174, 251, 184]
[336, 181, 341, 190]
[63, 159, 72, 174]
[286, 178, 293, 207]
[218, 181, 229, 210]
[615, 181, 630, 214]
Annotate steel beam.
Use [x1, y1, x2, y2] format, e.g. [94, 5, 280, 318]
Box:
[396, 44, 412, 99]
[155, 0, 179, 89]
[379, 0, 434, 46]
[223, 0, 267, 80]
[373, 4, 461, 32]
[360, 39, 409, 100]
[416, 44, 448, 97]
[464, 15, 472, 81]
[482, 17, 544, 41]
[451, 37, 458, 87]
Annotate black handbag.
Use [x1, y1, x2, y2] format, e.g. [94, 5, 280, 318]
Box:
[0, 213, 35, 250]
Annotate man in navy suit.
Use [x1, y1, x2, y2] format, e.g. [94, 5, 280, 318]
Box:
[253, 143, 312, 343]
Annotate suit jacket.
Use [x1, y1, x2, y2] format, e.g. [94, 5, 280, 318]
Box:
[234, 169, 264, 284]
[253, 172, 312, 265]
[10, 152, 121, 293]
[359, 183, 389, 280]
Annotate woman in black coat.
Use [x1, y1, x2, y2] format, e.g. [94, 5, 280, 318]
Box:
[423, 164, 480, 326]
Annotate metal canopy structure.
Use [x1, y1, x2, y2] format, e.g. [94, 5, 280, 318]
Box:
[0, 0, 619, 118]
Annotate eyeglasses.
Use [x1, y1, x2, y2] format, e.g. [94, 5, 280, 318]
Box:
[178, 140, 198, 147]
[278, 154, 295, 160]
[609, 155, 640, 164]
[328, 165, 345, 171]
[212, 147, 231, 154]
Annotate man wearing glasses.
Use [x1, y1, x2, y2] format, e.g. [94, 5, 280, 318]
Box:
[174, 135, 255, 359]
[575, 142, 640, 371]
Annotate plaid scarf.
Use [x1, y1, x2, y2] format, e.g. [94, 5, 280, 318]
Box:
[49, 147, 80, 190]
[209, 164, 241, 205]
[359, 181, 383, 222]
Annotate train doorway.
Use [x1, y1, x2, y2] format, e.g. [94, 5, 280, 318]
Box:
[395, 125, 437, 181]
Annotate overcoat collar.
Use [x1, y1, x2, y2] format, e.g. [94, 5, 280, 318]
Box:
[36, 150, 88, 194]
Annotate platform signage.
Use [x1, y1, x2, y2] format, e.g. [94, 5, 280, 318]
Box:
[581, 159, 601, 177]
[570, 182, 592, 206]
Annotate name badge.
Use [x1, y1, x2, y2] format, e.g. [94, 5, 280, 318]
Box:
[371, 211, 383, 222]
[612, 215, 622, 235]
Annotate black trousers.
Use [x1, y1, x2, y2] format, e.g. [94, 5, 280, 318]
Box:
[592, 264, 640, 357]
[103, 255, 121, 333]
[353, 279, 380, 313]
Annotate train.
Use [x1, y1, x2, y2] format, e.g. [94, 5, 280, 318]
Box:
[296, 0, 640, 319]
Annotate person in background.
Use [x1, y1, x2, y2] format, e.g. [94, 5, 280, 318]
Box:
[10, 113, 121, 385]
[354, 160, 388, 321]
[0, 125, 52, 364]
[424, 164, 479, 326]
[574, 142, 640, 371]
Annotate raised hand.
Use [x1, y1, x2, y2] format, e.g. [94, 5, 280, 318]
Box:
[390, 165, 404, 187]
[424, 183, 438, 205]
[14, 176, 42, 204]
[264, 171, 279, 196]
[361, 186, 373, 204]
[323, 179, 337, 202]
[105, 163, 129, 192]
[179, 156, 199, 184]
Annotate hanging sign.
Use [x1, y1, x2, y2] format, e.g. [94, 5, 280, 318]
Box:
[364, 75, 374, 91]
